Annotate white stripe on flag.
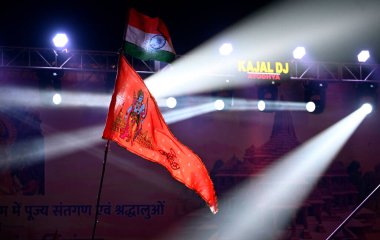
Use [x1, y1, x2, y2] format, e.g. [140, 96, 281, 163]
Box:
[125, 25, 174, 53]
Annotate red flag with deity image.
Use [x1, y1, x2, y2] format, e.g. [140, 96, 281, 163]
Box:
[102, 55, 218, 214]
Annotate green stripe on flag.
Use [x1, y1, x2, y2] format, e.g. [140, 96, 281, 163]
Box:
[124, 42, 175, 63]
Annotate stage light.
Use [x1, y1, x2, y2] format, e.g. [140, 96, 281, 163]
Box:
[361, 103, 373, 115]
[211, 88, 234, 108]
[257, 82, 278, 112]
[214, 99, 225, 110]
[357, 50, 370, 63]
[166, 97, 177, 108]
[303, 81, 327, 114]
[257, 100, 265, 111]
[52, 33, 69, 48]
[355, 82, 377, 111]
[219, 43, 233, 56]
[293, 46, 306, 59]
[52, 93, 62, 105]
[305, 101, 316, 113]
[36, 69, 64, 106]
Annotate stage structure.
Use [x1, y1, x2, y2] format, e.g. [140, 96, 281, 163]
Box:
[1, 46, 380, 240]
[1, 46, 380, 83]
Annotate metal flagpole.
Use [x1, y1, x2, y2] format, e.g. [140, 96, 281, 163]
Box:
[326, 183, 380, 240]
[91, 140, 111, 240]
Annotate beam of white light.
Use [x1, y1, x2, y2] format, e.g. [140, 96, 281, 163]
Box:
[47, 90, 111, 108]
[145, 0, 380, 98]
[216, 105, 371, 240]
[159, 96, 231, 124]
[58, 91, 111, 108]
[161, 97, 309, 124]
[361, 103, 373, 114]
[226, 98, 259, 111]
[220, 109, 365, 239]
[0, 86, 41, 107]
[160, 105, 371, 240]
[163, 102, 216, 124]
[157, 95, 208, 108]
[214, 99, 225, 110]
[0, 117, 180, 194]
[229, 99, 308, 111]
[42, 125, 105, 160]
[0, 125, 105, 169]
[0, 87, 111, 108]
[160, 97, 310, 124]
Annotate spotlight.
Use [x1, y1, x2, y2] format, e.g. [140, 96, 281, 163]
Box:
[257, 82, 278, 112]
[357, 50, 370, 63]
[52, 93, 62, 105]
[219, 43, 233, 56]
[361, 103, 373, 115]
[293, 46, 306, 60]
[305, 101, 316, 113]
[166, 97, 177, 109]
[37, 69, 64, 105]
[257, 100, 266, 111]
[211, 88, 234, 107]
[214, 99, 225, 110]
[303, 81, 327, 114]
[52, 33, 69, 48]
[355, 82, 377, 111]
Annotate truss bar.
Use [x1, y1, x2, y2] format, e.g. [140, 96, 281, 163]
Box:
[293, 61, 380, 82]
[59, 55, 74, 68]
[5, 48, 26, 66]
[364, 67, 378, 81]
[1, 46, 380, 82]
[34, 49, 53, 67]
[0, 46, 157, 73]
[343, 65, 358, 80]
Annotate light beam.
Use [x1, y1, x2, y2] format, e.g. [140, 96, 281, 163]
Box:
[159, 104, 372, 240]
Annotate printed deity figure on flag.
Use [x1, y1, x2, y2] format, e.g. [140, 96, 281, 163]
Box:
[102, 8, 218, 214]
[120, 89, 148, 144]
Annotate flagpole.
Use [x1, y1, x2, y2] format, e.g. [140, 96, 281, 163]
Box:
[91, 140, 110, 240]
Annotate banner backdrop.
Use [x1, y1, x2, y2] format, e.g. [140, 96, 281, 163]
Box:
[1, 68, 379, 240]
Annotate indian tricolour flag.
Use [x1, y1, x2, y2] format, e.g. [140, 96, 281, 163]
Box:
[123, 8, 176, 63]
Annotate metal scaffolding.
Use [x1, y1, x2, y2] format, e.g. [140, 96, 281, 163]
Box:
[1, 46, 380, 82]
[291, 60, 380, 82]
[0, 46, 158, 75]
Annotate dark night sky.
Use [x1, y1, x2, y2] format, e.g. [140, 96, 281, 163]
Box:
[1, 0, 380, 61]
[0, 0, 258, 53]
[0, 0, 267, 54]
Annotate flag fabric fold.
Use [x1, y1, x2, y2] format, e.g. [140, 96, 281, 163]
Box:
[123, 8, 176, 63]
[102, 55, 218, 214]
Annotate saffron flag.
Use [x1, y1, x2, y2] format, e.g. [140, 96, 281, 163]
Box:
[102, 55, 218, 214]
[123, 8, 176, 63]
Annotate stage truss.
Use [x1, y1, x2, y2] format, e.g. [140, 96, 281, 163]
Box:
[1, 46, 380, 83]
